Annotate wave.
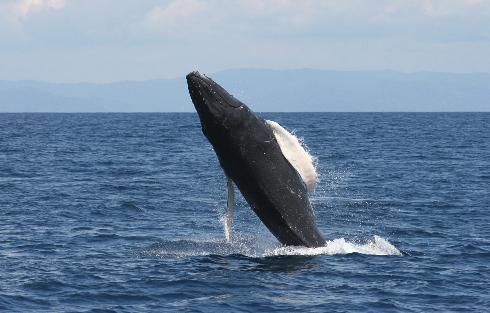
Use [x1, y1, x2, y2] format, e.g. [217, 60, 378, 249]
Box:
[267, 235, 401, 256]
[142, 235, 401, 259]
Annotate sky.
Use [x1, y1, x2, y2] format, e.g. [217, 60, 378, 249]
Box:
[0, 0, 489, 82]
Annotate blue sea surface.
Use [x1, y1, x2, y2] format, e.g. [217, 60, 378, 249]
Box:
[0, 113, 489, 312]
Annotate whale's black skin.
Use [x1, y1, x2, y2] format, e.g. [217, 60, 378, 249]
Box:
[186, 71, 326, 247]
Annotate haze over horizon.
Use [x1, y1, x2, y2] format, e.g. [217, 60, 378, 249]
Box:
[2, 67, 490, 85]
[1, 68, 489, 112]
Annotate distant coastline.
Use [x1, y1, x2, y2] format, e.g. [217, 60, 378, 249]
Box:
[1, 69, 489, 112]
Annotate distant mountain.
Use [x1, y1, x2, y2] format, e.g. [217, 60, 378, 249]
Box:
[1, 69, 489, 112]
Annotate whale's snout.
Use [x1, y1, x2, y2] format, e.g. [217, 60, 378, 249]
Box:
[186, 71, 244, 123]
[186, 70, 207, 83]
[186, 71, 212, 115]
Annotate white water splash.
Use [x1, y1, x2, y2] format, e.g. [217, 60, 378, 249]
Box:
[265, 235, 401, 257]
[223, 176, 234, 242]
[144, 235, 401, 258]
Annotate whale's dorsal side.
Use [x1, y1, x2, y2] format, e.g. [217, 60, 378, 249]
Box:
[265, 120, 318, 192]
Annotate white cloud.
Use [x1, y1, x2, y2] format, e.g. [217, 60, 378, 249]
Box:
[138, 0, 490, 38]
[144, 0, 207, 30]
[378, 0, 490, 17]
[0, 0, 66, 41]
[17, 0, 65, 18]
[0, 0, 65, 30]
[1, 0, 490, 81]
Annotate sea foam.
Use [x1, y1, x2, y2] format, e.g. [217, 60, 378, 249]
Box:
[144, 235, 401, 258]
[265, 235, 401, 257]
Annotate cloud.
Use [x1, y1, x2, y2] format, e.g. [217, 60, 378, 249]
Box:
[144, 0, 207, 32]
[136, 0, 490, 41]
[2, 0, 490, 40]
[0, 0, 65, 35]
[17, 0, 65, 18]
[1, 0, 490, 82]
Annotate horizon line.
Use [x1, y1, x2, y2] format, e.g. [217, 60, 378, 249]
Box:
[1, 111, 489, 114]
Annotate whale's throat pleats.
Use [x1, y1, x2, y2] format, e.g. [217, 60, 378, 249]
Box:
[265, 120, 318, 192]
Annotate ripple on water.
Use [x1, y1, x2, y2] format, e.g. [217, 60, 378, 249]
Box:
[1, 113, 489, 312]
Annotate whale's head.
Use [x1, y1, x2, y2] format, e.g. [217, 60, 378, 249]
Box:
[186, 71, 248, 136]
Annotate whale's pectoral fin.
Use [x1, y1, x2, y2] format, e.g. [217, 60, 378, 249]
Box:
[224, 175, 234, 242]
[265, 120, 318, 192]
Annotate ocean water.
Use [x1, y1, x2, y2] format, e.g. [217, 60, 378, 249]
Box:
[0, 112, 489, 312]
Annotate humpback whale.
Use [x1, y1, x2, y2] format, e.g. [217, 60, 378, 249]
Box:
[186, 71, 326, 247]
